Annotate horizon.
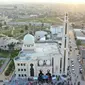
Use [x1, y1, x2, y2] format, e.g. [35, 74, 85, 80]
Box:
[0, 0, 85, 5]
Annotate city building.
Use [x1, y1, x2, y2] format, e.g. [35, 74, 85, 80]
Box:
[74, 29, 85, 44]
[0, 36, 20, 50]
[50, 25, 63, 40]
[14, 13, 69, 79]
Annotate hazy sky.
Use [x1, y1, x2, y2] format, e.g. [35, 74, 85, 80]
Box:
[0, 0, 85, 4]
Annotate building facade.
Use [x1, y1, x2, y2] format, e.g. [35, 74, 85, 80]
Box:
[14, 14, 69, 79]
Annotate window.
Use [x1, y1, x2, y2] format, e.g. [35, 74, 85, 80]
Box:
[21, 69, 23, 71]
[24, 45, 26, 47]
[17, 63, 20, 66]
[21, 64, 22, 66]
[18, 69, 20, 71]
[27, 45, 30, 47]
[24, 69, 26, 71]
[24, 64, 25, 66]
[22, 74, 23, 77]
[18, 74, 20, 77]
[24, 74, 27, 77]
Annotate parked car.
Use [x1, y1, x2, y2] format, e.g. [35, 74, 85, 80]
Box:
[79, 69, 82, 74]
[71, 59, 74, 62]
[71, 64, 74, 67]
[72, 69, 75, 71]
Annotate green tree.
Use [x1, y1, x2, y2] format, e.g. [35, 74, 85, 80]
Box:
[20, 30, 24, 33]
[0, 23, 2, 27]
[8, 42, 15, 57]
[4, 21, 6, 25]
[25, 25, 28, 30]
[76, 40, 81, 46]
[8, 34, 13, 37]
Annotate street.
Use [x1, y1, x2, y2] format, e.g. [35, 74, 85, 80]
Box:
[68, 27, 85, 85]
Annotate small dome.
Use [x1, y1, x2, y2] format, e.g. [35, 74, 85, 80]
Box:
[39, 60, 43, 66]
[46, 60, 51, 65]
[23, 34, 34, 44]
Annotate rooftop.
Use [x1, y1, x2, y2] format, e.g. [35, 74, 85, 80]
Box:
[15, 42, 62, 61]
[74, 29, 85, 40]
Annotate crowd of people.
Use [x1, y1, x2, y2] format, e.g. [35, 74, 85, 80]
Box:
[38, 70, 52, 83]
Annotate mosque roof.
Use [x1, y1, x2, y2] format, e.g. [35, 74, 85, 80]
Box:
[14, 43, 62, 61]
[23, 34, 35, 44]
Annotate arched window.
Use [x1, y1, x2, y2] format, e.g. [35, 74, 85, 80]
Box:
[30, 63, 34, 76]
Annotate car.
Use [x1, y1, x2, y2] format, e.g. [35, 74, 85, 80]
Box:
[80, 68, 83, 71]
[79, 65, 82, 68]
[77, 57, 80, 60]
[71, 59, 74, 62]
[77, 54, 79, 56]
[72, 69, 75, 74]
[71, 65, 74, 67]
[78, 59, 81, 62]
[68, 58, 70, 60]
[72, 69, 75, 71]
[79, 69, 82, 74]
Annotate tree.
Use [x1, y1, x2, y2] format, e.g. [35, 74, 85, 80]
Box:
[8, 34, 13, 37]
[29, 23, 31, 27]
[4, 21, 6, 25]
[76, 40, 81, 46]
[20, 30, 24, 33]
[41, 23, 44, 30]
[25, 25, 28, 30]
[0, 23, 2, 27]
[8, 42, 15, 55]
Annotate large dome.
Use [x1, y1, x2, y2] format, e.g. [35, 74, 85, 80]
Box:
[23, 34, 35, 44]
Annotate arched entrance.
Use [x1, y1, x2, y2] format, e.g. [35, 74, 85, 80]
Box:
[30, 63, 34, 76]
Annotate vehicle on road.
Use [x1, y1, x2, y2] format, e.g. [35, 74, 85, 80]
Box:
[72, 69, 75, 74]
[72, 69, 74, 71]
[71, 64, 74, 67]
[79, 69, 82, 74]
[71, 59, 74, 62]
[78, 59, 81, 63]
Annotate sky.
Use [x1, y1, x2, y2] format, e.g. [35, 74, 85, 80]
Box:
[0, 0, 85, 4]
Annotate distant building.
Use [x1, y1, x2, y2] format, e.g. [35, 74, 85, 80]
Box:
[0, 37, 20, 50]
[79, 46, 85, 59]
[74, 29, 85, 44]
[50, 26, 63, 40]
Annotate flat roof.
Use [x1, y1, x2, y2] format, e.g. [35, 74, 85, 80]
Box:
[15, 42, 62, 61]
[74, 29, 85, 40]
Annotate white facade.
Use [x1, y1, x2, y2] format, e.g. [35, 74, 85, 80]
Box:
[14, 14, 69, 79]
[14, 39, 62, 78]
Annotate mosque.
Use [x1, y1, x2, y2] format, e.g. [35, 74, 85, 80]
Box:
[14, 13, 69, 79]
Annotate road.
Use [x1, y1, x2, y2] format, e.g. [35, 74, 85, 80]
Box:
[69, 27, 85, 85]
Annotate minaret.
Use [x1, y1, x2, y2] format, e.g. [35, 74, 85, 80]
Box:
[61, 13, 69, 74]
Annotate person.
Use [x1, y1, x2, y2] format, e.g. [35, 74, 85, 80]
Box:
[77, 81, 80, 85]
[42, 74, 48, 83]
[46, 70, 52, 83]
[38, 70, 44, 83]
